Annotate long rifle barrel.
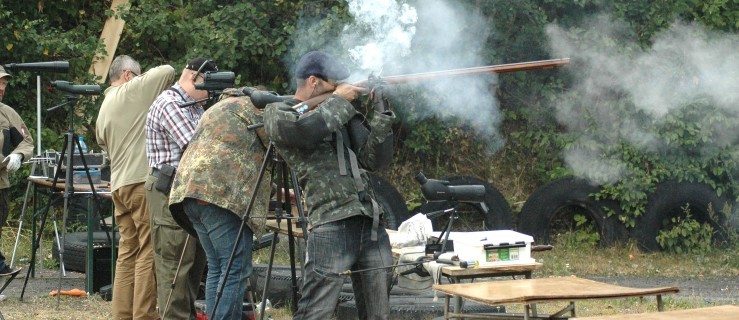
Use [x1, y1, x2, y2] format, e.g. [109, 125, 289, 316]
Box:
[295, 58, 570, 111]
[355, 58, 569, 87]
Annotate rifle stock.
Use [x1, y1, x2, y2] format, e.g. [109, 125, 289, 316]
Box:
[292, 58, 570, 111]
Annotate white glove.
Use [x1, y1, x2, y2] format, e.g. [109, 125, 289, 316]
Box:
[5, 153, 22, 172]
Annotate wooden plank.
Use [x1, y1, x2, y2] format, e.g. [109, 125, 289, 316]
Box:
[88, 0, 130, 83]
[572, 305, 739, 320]
[433, 277, 679, 306]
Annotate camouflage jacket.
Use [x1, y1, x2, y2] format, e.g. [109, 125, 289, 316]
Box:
[169, 88, 271, 237]
[264, 94, 395, 228]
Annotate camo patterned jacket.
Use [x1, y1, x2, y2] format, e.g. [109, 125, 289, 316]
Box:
[169, 88, 271, 238]
[264, 94, 395, 228]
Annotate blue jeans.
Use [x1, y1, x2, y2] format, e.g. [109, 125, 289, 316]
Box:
[293, 215, 393, 320]
[183, 198, 254, 320]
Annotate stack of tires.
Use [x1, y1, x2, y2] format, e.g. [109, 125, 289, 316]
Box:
[517, 178, 732, 251]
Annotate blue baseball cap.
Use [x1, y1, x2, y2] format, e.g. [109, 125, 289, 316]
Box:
[295, 51, 350, 81]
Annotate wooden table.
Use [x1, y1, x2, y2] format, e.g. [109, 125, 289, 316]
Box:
[571, 305, 739, 320]
[433, 277, 680, 320]
[26, 176, 114, 294]
[265, 219, 308, 238]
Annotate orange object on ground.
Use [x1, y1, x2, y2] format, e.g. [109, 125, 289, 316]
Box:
[49, 288, 87, 297]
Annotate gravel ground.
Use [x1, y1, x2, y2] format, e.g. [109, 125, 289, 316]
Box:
[1, 267, 735, 319]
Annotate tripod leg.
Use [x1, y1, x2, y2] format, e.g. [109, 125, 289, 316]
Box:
[10, 179, 33, 267]
[161, 234, 190, 319]
[19, 194, 56, 300]
[52, 219, 66, 276]
[210, 144, 275, 318]
[259, 232, 279, 320]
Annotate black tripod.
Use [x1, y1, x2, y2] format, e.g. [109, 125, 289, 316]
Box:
[19, 94, 111, 307]
[208, 142, 309, 320]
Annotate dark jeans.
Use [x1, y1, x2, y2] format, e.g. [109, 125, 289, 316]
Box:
[293, 215, 393, 320]
[183, 198, 254, 320]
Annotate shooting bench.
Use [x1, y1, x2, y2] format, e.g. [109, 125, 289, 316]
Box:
[571, 305, 739, 320]
[25, 176, 113, 294]
[433, 277, 679, 320]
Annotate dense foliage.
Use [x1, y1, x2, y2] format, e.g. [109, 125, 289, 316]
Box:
[1, 1, 736, 246]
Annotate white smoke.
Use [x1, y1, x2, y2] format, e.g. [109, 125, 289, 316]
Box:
[547, 16, 739, 184]
[344, 0, 417, 74]
[291, 0, 505, 152]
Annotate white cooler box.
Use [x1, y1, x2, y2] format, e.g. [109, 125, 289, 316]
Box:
[432, 230, 535, 266]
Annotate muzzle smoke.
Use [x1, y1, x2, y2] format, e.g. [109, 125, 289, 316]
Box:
[547, 16, 739, 184]
[291, 0, 505, 152]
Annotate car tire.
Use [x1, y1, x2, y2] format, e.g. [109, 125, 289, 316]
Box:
[517, 178, 628, 246]
[51, 231, 119, 273]
[369, 173, 411, 230]
[634, 180, 731, 252]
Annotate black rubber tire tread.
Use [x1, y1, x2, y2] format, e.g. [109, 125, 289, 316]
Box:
[336, 295, 505, 319]
[51, 231, 119, 273]
[250, 263, 303, 307]
[634, 180, 731, 252]
[517, 178, 628, 246]
[251, 263, 354, 307]
[369, 173, 411, 230]
[419, 176, 514, 231]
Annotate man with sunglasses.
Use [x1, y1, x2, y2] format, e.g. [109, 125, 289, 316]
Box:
[265, 51, 396, 319]
[145, 57, 216, 319]
[96, 55, 175, 320]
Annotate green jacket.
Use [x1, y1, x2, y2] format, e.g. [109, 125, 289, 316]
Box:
[0, 103, 34, 189]
[264, 94, 395, 229]
[169, 88, 271, 238]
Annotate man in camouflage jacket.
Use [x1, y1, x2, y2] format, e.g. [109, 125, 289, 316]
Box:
[169, 87, 271, 320]
[264, 51, 396, 320]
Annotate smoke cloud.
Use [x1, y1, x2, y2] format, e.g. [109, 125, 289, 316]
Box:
[290, 0, 505, 152]
[547, 16, 739, 184]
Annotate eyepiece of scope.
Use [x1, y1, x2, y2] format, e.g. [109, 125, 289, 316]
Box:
[415, 172, 428, 185]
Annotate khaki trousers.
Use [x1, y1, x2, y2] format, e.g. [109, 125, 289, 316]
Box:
[145, 171, 206, 320]
[111, 183, 158, 320]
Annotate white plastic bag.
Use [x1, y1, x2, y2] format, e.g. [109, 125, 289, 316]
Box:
[389, 213, 433, 249]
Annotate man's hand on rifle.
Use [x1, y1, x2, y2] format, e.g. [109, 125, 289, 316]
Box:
[333, 83, 366, 103]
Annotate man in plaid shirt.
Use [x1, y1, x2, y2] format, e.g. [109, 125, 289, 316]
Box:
[145, 57, 217, 319]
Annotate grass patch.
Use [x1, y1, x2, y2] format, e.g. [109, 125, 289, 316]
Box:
[535, 233, 739, 278]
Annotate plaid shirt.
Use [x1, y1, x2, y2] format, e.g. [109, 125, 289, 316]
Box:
[145, 83, 204, 169]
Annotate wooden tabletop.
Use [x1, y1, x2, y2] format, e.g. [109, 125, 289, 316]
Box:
[571, 305, 739, 320]
[265, 219, 309, 238]
[28, 176, 112, 198]
[433, 277, 679, 306]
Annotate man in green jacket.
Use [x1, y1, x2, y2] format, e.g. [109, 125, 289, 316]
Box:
[0, 65, 34, 276]
[264, 51, 396, 320]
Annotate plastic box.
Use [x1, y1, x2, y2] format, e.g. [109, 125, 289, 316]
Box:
[432, 230, 535, 266]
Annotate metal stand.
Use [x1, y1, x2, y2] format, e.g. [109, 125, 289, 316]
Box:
[19, 94, 110, 307]
[208, 143, 309, 320]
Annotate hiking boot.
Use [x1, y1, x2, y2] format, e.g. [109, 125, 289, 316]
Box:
[0, 265, 19, 277]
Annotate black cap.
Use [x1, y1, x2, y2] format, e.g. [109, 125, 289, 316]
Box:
[185, 57, 218, 73]
[295, 51, 350, 81]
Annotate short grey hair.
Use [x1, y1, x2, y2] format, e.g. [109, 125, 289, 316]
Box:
[108, 55, 141, 83]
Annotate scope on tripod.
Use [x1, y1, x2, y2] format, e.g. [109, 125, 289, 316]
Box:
[242, 87, 293, 109]
[195, 71, 235, 91]
[4, 61, 69, 73]
[415, 172, 486, 203]
[50, 80, 101, 95]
